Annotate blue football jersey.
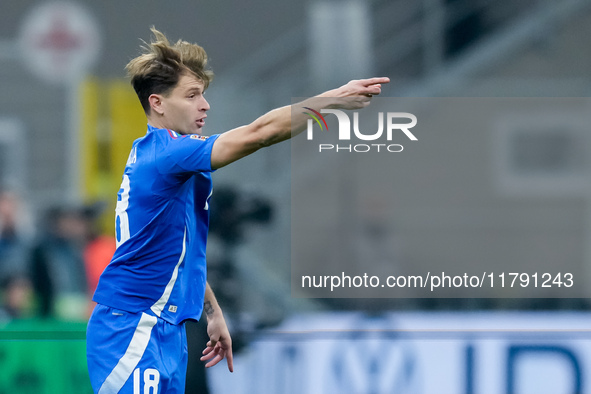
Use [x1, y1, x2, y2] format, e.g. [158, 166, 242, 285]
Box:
[93, 125, 220, 325]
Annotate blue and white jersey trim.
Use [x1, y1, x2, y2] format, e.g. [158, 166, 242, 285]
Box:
[150, 229, 187, 317]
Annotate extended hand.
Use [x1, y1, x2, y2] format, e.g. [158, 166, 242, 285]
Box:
[329, 77, 391, 110]
[200, 315, 234, 372]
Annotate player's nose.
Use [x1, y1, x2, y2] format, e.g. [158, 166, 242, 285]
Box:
[200, 97, 210, 111]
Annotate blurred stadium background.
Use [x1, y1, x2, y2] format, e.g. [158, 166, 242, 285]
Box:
[1, 0, 591, 392]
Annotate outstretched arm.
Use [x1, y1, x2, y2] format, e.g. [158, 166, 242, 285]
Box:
[210, 77, 390, 169]
[200, 282, 234, 372]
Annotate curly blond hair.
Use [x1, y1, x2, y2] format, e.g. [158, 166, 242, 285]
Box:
[126, 27, 214, 114]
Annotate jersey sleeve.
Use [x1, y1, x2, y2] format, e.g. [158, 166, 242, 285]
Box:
[157, 133, 220, 174]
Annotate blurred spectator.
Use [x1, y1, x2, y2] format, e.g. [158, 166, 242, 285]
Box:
[0, 190, 33, 284]
[0, 274, 33, 320]
[81, 202, 116, 315]
[30, 206, 89, 320]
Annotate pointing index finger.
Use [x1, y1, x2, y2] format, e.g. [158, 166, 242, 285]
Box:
[227, 349, 234, 372]
[362, 77, 390, 86]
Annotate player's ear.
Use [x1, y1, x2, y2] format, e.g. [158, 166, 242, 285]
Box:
[149, 94, 164, 116]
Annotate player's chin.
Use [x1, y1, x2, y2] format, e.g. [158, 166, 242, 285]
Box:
[193, 124, 205, 135]
[185, 126, 202, 136]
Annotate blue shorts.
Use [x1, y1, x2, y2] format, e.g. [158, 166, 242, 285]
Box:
[87, 304, 188, 394]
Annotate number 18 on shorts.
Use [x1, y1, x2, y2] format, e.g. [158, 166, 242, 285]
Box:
[87, 304, 188, 394]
